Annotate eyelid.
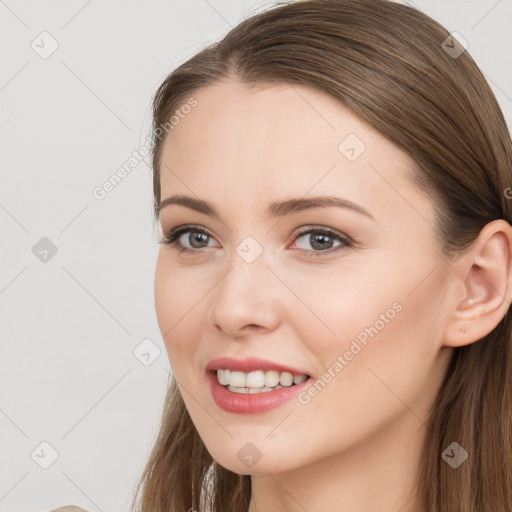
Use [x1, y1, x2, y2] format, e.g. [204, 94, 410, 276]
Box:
[160, 224, 219, 249]
[291, 225, 351, 244]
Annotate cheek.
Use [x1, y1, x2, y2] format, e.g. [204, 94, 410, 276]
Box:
[279, 257, 404, 351]
[154, 254, 207, 368]
[307, 266, 445, 415]
[266, 270, 445, 466]
[289, 253, 445, 396]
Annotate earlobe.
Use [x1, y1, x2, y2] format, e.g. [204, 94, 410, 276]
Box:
[443, 219, 512, 348]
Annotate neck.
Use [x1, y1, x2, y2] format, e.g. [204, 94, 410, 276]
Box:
[246, 412, 427, 512]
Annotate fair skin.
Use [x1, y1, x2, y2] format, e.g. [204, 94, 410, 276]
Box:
[154, 79, 512, 512]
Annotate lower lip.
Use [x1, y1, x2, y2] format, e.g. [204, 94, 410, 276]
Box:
[207, 371, 311, 414]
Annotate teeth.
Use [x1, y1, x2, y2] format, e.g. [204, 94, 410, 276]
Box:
[279, 372, 293, 386]
[265, 370, 280, 388]
[216, 369, 309, 390]
[217, 369, 230, 386]
[229, 384, 287, 394]
[229, 371, 246, 388]
[246, 371, 265, 388]
[293, 374, 308, 384]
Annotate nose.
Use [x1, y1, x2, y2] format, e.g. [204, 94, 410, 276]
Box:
[208, 247, 282, 338]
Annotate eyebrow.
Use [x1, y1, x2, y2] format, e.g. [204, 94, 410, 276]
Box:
[158, 194, 374, 220]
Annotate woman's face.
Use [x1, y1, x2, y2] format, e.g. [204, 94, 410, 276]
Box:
[155, 79, 455, 475]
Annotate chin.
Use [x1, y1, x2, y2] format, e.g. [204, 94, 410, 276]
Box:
[203, 439, 300, 476]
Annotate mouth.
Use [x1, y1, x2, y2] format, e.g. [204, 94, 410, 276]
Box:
[205, 357, 313, 413]
[209, 369, 311, 394]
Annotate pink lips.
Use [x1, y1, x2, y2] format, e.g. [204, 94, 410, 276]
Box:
[205, 356, 312, 414]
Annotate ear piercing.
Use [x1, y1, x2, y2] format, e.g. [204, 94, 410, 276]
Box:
[459, 327, 466, 333]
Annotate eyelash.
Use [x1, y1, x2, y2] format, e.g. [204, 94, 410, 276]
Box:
[159, 225, 353, 257]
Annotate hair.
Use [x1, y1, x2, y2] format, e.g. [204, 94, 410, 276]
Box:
[131, 0, 512, 510]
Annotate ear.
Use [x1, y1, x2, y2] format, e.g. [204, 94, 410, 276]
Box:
[443, 219, 512, 348]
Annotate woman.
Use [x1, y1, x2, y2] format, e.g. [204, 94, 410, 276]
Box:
[131, 0, 512, 510]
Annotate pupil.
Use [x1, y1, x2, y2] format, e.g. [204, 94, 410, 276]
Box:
[311, 234, 332, 250]
[190, 232, 208, 248]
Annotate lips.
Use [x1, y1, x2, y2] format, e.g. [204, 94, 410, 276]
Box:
[207, 369, 312, 414]
[204, 357, 313, 414]
[205, 356, 310, 377]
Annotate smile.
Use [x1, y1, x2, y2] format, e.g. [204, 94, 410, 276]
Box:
[216, 369, 309, 393]
[207, 370, 312, 414]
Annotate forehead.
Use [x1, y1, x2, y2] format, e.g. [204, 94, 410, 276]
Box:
[162, 80, 378, 163]
[158, 79, 429, 225]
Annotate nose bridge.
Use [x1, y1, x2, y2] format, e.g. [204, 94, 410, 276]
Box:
[219, 233, 270, 301]
[209, 233, 281, 333]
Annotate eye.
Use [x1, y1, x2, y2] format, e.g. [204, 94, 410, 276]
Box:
[159, 225, 218, 255]
[289, 226, 352, 256]
[159, 225, 353, 257]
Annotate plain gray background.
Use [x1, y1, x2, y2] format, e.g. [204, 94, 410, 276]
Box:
[1, 0, 511, 511]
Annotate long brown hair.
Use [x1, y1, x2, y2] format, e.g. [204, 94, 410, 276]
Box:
[131, 0, 512, 510]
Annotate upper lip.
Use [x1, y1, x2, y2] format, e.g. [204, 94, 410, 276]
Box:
[205, 357, 310, 376]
